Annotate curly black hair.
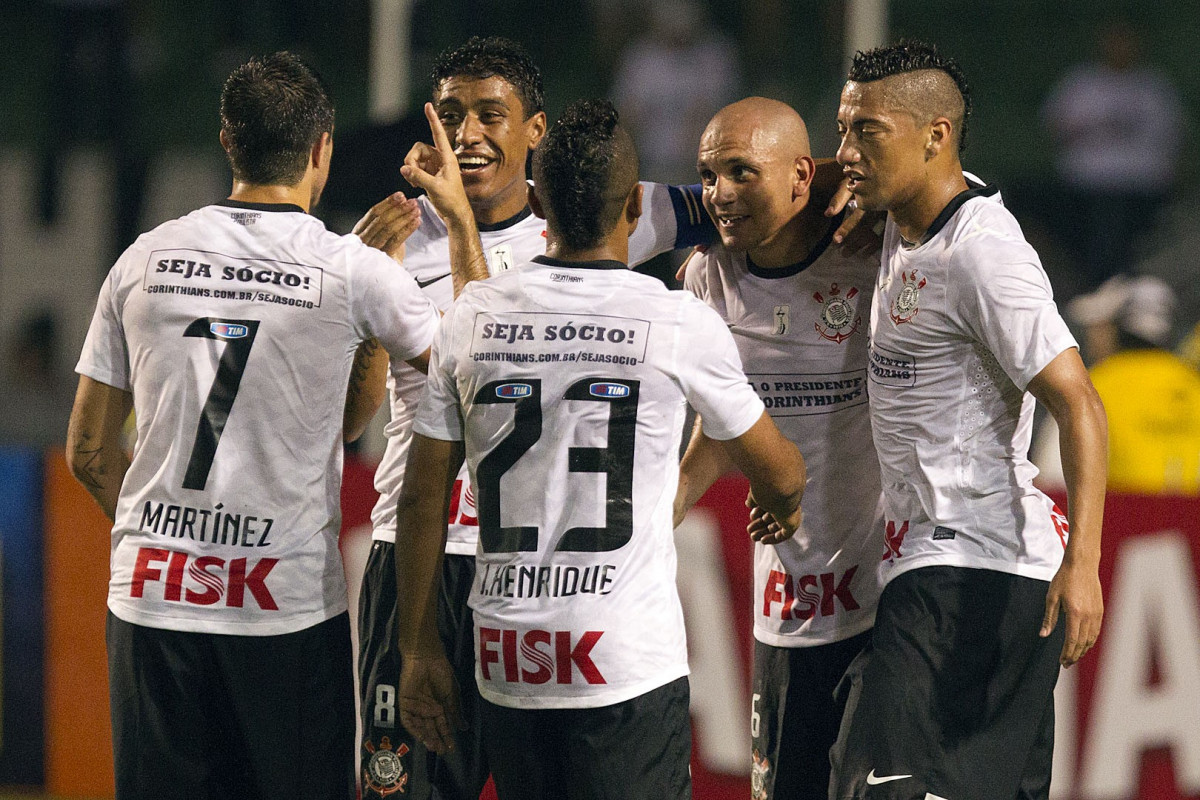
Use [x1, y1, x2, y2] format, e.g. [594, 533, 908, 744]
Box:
[220, 51, 334, 186]
[849, 39, 972, 154]
[431, 36, 544, 118]
[531, 99, 638, 252]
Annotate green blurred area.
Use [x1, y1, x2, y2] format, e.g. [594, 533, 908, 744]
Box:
[2, 0, 1196, 186]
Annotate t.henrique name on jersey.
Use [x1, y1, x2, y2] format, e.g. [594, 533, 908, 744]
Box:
[141, 248, 325, 308]
[747, 369, 867, 416]
[138, 499, 274, 548]
[478, 562, 617, 599]
[469, 311, 651, 366]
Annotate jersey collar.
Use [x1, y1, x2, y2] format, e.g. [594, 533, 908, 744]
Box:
[217, 199, 306, 214]
[532, 255, 627, 271]
[746, 209, 844, 280]
[477, 205, 533, 232]
[916, 183, 1000, 245]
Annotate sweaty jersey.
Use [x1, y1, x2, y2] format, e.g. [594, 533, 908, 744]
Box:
[77, 200, 440, 636]
[371, 183, 711, 554]
[868, 186, 1077, 586]
[684, 231, 882, 648]
[414, 255, 765, 709]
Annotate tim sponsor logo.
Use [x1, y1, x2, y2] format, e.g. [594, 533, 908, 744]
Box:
[209, 322, 249, 339]
[762, 566, 860, 620]
[495, 382, 533, 399]
[479, 627, 606, 685]
[130, 546, 279, 609]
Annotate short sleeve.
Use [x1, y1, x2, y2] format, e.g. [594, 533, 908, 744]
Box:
[629, 183, 715, 267]
[954, 236, 1077, 391]
[412, 301, 465, 442]
[675, 296, 764, 440]
[348, 245, 440, 362]
[75, 266, 131, 391]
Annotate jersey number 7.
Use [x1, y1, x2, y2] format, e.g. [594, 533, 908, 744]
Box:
[182, 317, 260, 490]
[473, 377, 639, 554]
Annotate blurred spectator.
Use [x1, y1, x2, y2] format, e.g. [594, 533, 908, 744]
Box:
[0, 310, 75, 448]
[1041, 19, 1184, 291]
[1033, 275, 1200, 494]
[38, 0, 149, 265]
[611, 0, 743, 184]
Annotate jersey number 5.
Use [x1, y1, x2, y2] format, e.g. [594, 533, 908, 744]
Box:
[182, 317, 260, 490]
[473, 377, 639, 554]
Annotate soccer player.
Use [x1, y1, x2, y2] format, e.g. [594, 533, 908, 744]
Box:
[393, 99, 807, 800]
[65, 52, 441, 800]
[675, 96, 884, 800]
[355, 36, 713, 800]
[830, 40, 1108, 800]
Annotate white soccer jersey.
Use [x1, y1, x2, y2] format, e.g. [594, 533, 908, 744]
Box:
[414, 256, 764, 709]
[685, 233, 882, 648]
[371, 183, 711, 554]
[868, 186, 1078, 586]
[77, 201, 440, 636]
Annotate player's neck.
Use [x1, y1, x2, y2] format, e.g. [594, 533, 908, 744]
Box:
[747, 202, 827, 269]
[890, 165, 969, 245]
[544, 233, 628, 265]
[228, 179, 312, 213]
[471, 182, 530, 226]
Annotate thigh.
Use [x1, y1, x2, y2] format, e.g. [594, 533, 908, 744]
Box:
[107, 613, 226, 800]
[480, 699, 559, 800]
[566, 678, 693, 800]
[832, 567, 1064, 800]
[217, 613, 357, 800]
[755, 632, 871, 800]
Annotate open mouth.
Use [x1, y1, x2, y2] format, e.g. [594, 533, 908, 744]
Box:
[716, 214, 749, 229]
[457, 155, 495, 175]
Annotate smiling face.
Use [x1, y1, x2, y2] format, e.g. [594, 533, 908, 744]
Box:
[696, 111, 807, 255]
[835, 77, 931, 215]
[433, 75, 546, 223]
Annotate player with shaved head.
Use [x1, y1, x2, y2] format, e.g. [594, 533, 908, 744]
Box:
[393, 99, 806, 800]
[832, 40, 1107, 800]
[675, 96, 885, 799]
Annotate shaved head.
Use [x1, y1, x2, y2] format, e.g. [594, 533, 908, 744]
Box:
[702, 97, 811, 163]
[857, 70, 966, 152]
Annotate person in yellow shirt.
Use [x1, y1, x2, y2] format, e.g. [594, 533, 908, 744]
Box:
[1034, 275, 1200, 494]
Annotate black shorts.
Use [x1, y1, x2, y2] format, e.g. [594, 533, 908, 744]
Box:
[107, 611, 354, 800]
[480, 677, 692, 800]
[830, 566, 1064, 800]
[357, 541, 486, 799]
[751, 630, 872, 800]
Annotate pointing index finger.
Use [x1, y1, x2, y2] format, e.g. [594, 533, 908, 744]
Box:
[424, 102, 456, 165]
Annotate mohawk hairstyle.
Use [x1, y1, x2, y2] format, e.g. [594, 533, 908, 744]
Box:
[431, 36, 544, 118]
[532, 99, 638, 252]
[849, 39, 972, 154]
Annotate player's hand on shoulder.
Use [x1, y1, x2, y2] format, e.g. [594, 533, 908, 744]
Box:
[675, 246, 707, 283]
[745, 491, 801, 545]
[398, 653, 465, 753]
[402, 102, 473, 226]
[1040, 557, 1104, 668]
[353, 191, 421, 263]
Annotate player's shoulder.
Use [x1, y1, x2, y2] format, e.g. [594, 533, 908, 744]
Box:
[943, 189, 1037, 271]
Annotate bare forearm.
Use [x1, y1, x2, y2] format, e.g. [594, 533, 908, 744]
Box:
[1057, 391, 1108, 565]
[68, 437, 129, 521]
[66, 376, 133, 521]
[344, 337, 388, 442]
[675, 418, 732, 525]
[445, 213, 489, 297]
[725, 412, 806, 522]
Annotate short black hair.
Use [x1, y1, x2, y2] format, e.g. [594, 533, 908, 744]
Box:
[532, 99, 638, 251]
[849, 39, 972, 154]
[431, 36, 544, 118]
[220, 51, 335, 186]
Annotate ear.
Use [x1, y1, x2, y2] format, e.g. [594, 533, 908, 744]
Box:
[312, 131, 333, 169]
[792, 154, 816, 201]
[927, 117, 953, 159]
[528, 184, 546, 219]
[219, 128, 232, 153]
[525, 111, 548, 151]
[625, 182, 644, 224]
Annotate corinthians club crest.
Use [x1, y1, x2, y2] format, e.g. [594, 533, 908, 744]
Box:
[890, 269, 926, 325]
[812, 283, 861, 343]
[363, 736, 410, 796]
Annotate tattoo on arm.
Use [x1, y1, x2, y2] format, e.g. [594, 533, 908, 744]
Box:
[347, 337, 380, 407]
[73, 443, 107, 491]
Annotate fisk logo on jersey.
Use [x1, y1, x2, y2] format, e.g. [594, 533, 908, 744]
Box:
[210, 322, 249, 339]
[588, 382, 630, 399]
[130, 547, 279, 609]
[495, 382, 534, 399]
[762, 567, 861, 620]
[479, 627, 606, 685]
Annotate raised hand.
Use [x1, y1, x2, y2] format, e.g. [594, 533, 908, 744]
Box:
[353, 191, 421, 262]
